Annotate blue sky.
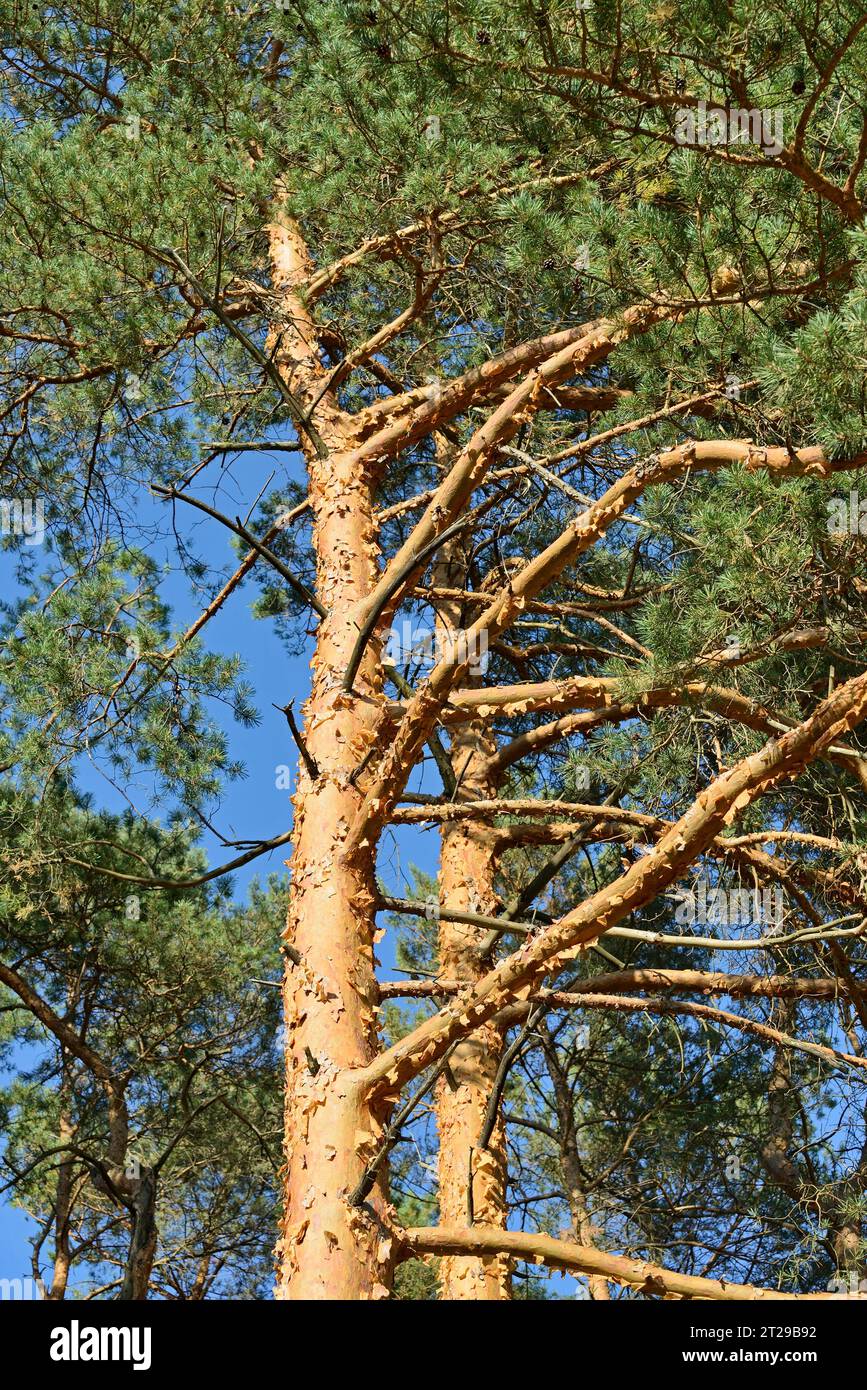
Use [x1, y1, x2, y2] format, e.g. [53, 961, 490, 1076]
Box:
[0, 441, 441, 1288]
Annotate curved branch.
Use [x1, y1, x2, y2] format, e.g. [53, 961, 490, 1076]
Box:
[59, 825, 294, 890]
[342, 514, 473, 692]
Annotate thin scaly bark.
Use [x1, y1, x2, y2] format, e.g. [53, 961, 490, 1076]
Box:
[433, 548, 510, 1299]
[269, 198, 392, 1299]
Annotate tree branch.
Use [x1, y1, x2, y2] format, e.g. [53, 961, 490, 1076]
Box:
[400, 1226, 863, 1298]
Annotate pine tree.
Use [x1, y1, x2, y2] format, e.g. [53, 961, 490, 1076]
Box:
[3, 0, 867, 1300]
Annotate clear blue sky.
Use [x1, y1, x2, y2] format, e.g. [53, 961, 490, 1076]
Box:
[0, 443, 441, 1288]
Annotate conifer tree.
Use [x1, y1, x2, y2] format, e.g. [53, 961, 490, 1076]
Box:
[4, 0, 867, 1300]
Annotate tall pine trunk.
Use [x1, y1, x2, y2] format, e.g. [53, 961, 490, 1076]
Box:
[433, 551, 510, 1299]
[270, 203, 391, 1299]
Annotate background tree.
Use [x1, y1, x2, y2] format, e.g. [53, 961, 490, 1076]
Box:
[0, 794, 282, 1297]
